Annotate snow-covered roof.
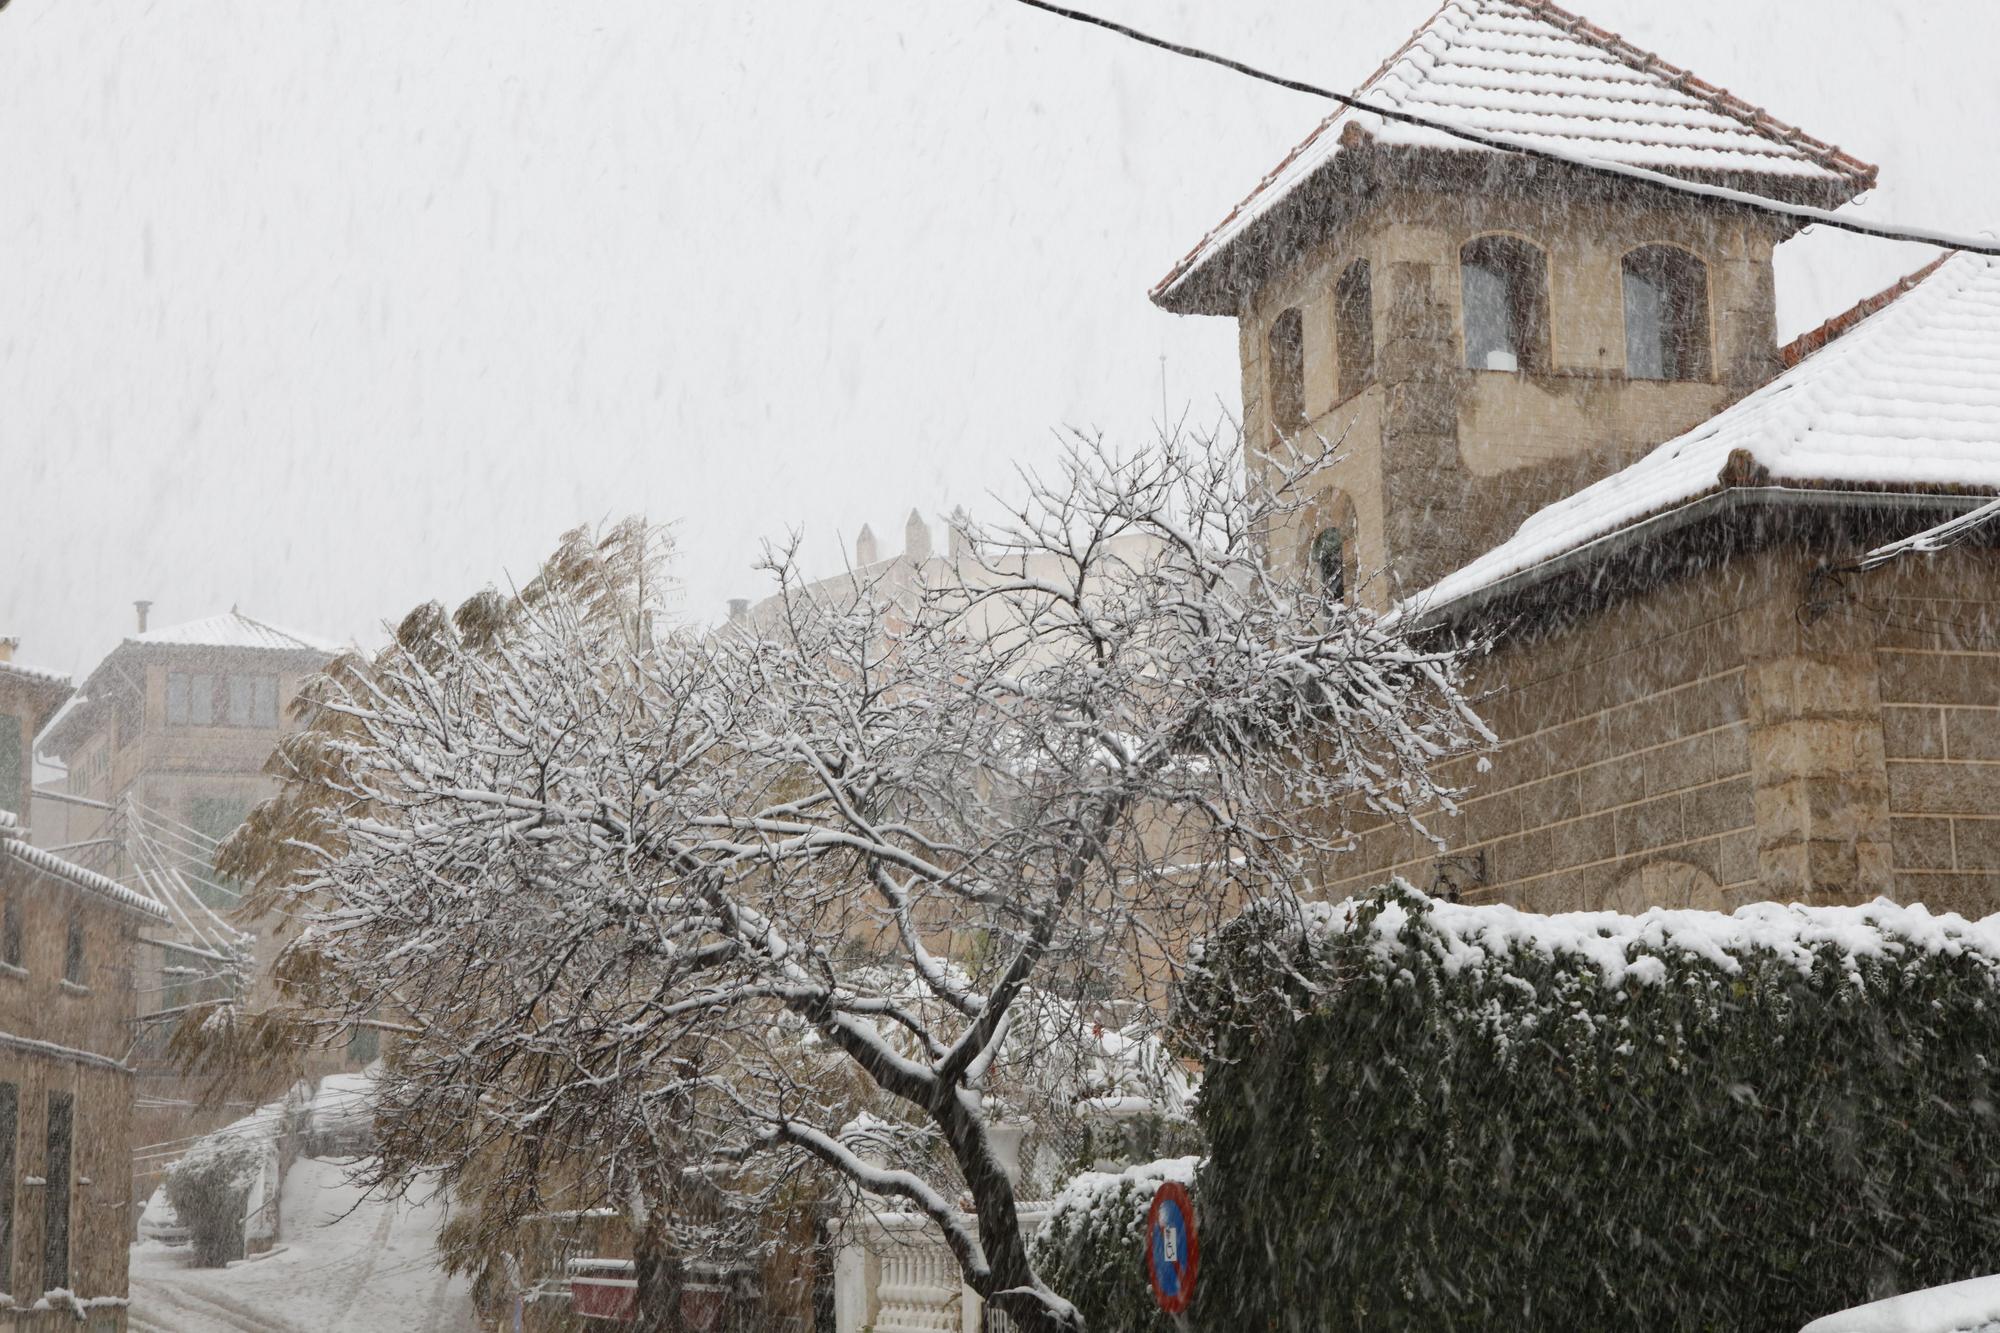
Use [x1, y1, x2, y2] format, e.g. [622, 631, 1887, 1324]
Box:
[1154, 0, 1875, 312]
[1411, 251, 1999, 617]
[0, 829, 171, 922]
[130, 611, 344, 656]
[0, 660, 72, 691]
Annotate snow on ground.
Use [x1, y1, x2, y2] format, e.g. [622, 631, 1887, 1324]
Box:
[129, 1156, 475, 1333]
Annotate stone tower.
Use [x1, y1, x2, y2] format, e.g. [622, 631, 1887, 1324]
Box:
[1151, 0, 1874, 603]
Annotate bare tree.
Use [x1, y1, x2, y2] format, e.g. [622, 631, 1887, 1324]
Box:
[212, 428, 1486, 1332]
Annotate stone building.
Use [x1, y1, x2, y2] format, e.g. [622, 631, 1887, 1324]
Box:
[1156, 0, 2000, 915]
[0, 643, 172, 1330]
[31, 609, 343, 1213]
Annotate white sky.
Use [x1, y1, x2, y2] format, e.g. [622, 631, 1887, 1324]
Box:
[3, 0, 1995, 678]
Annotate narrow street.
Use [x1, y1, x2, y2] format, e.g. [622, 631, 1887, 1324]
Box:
[129, 1157, 476, 1333]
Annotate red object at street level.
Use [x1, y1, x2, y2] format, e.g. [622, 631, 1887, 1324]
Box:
[1145, 1180, 1200, 1315]
[569, 1260, 637, 1322]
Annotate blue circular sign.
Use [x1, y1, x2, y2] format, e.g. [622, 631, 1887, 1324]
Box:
[1145, 1180, 1199, 1314]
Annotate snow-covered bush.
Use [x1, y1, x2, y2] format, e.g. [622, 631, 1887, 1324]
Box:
[1030, 1156, 1197, 1333]
[164, 1133, 266, 1266]
[1178, 881, 2000, 1332]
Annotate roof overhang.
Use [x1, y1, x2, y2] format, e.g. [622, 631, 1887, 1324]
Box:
[1154, 139, 1871, 317]
[1403, 485, 2000, 639]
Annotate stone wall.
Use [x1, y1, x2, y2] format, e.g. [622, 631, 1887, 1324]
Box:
[1869, 549, 2000, 915]
[0, 855, 148, 1329]
[1325, 541, 2000, 919]
[1326, 549, 1768, 911]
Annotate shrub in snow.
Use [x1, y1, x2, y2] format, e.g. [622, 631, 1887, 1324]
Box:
[1177, 882, 2000, 1332]
[1030, 1156, 1198, 1333]
[164, 1132, 266, 1266]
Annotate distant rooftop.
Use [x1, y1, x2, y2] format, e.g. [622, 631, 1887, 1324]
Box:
[129, 610, 345, 655]
[1154, 0, 1876, 313]
[0, 659, 72, 691]
[0, 814, 170, 923]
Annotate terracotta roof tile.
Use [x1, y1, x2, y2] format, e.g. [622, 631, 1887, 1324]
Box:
[1154, 0, 1876, 310]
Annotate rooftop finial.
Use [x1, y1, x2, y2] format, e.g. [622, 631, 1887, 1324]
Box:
[904, 509, 932, 564]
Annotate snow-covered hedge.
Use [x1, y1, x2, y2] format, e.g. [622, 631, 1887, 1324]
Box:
[1029, 1156, 1198, 1333]
[164, 1133, 266, 1266]
[1176, 882, 2000, 1332]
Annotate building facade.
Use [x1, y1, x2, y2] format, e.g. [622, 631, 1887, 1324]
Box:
[31, 610, 343, 1214]
[0, 645, 172, 1330]
[1157, 0, 2000, 916]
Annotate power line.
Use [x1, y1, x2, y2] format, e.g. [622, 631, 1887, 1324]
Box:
[1011, 0, 2000, 260]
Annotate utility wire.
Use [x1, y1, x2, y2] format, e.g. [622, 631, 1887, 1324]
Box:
[1011, 0, 2000, 260]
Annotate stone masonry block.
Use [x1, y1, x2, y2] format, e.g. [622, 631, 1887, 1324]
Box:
[1682, 776, 1753, 840]
[1882, 707, 1946, 759]
[1890, 871, 2000, 917]
[1951, 818, 2000, 871]
[1945, 708, 2000, 761]
[1752, 718, 1888, 782]
[1878, 652, 1999, 707]
[1615, 793, 1684, 856]
[1891, 817, 1955, 871]
[1519, 773, 1582, 829]
[1579, 758, 1644, 814]
[1678, 675, 1748, 735]
[1645, 735, 1712, 797]
[1887, 761, 2000, 817]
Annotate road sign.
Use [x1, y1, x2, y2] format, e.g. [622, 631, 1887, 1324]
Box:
[1145, 1179, 1199, 1315]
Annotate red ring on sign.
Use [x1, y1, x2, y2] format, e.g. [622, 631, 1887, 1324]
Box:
[1145, 1179, 1199, 1315]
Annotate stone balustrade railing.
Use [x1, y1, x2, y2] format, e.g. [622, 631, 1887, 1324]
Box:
[834, 1205, 1050, 1333]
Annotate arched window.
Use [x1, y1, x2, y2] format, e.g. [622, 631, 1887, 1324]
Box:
[1267, 307, 1306, 434]
[1460, 235, 1549, 373]
[1623, 245, 1711, 381]
[1334, 259, 1374, 401]
[1310, 526, 1347, 602]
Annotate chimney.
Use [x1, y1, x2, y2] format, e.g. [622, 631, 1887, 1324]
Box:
[904, 510, 933, 564]
[134, 600, 153, 633]
[855, 524, 879, 566]
[726, 598, 749, 624]
[0, 638, 15, 664]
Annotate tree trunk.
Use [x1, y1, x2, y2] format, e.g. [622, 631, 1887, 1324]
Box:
[940, 1097, 1084, 1333]
[632, 1222, 687, 1333]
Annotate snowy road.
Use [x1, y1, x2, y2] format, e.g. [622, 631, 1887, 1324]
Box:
[129, 1157, 476, 1333]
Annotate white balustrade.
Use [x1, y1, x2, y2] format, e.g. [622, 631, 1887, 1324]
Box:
[836, 1206, 1051, 1333]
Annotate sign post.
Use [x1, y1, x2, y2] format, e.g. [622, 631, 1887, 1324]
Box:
[1144, 1179, 1199, 1325]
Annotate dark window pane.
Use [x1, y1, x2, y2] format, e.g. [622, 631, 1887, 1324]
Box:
[1335, 260, 1374, 401]
[63, 920, 84, 986]
[1311, 527, 1346, 601]
[0, 1082, 14, 1294]
[189, 674, 215, 726]
[0, 715, 18, 817]
[1461, 236, 1549, 372]
[166, 672, 190, 726]
[1267, 307, 1306, 433]
[1462, 258, 1513, 369]
[252, 675, 279, 728]
[227, 675, 255, 727]
[43, 1091, 71, 1293]
[1624, 245, 1710, 381]
[2, 903, 20, 970]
